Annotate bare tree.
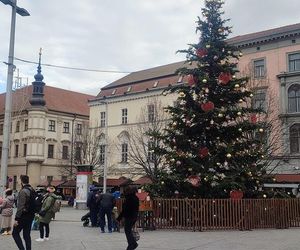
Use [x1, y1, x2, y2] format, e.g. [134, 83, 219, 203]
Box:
[58, 123, 105, 179]
[122, 98, 168, 181]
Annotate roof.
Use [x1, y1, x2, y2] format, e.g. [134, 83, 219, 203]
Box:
[275, 174, 300, 183]
[132, 176, 153, 185]
[38, 180, 66, 187]
[58, 180, 76, 187]
[0, 85, 95, 117]
[98, 177, 131, 187]
[227, 22, 300, 47]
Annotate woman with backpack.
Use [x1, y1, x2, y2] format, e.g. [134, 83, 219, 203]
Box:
[35, 186, 61, 242]
[0, 189, 14, 235]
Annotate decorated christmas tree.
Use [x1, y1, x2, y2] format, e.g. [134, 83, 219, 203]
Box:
[148, 0, 272, 198]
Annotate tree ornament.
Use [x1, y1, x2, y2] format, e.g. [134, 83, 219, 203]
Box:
[234, 84, 240, 88]
[201, 101, 215, 112]
[187, 74, 197, 86]
[206, 44, 211, 49]
[187, 175, 201, 187]
[176, 160, 181, 166]
[239, 52, 243, 56]
[204, 88, 209, 93]
[199, 147, 209, 158]
[218, 113, 223, 118]
[179, 92, 185, 97]
[238, 128, 242, 132]
[237, 112, 242, 116]
[250, 114, 257, 123]
[202, 79, 208, 83]
[188, 167, 193, 171]
[259, 128, 264, 132]
[196, 48, 208, 57]
[213, 55, 218, 61]
[218, 72, 232, 85]
[226, 153, 232, 158]
[249, 93, 254, 97]
[170, 158, 175, 163]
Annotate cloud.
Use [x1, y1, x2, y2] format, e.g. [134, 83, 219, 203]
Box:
[0, 0, 299, 96]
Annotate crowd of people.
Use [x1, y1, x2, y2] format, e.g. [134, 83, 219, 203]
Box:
[0, 176, 140, 250]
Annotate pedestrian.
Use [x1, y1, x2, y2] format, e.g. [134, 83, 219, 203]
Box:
[87, 187, 100, 227]
[117, 186, 139, 250]
[99, 190, 116, 233]
[35, 186, 61, 242]
[12, 175, 35, 250]
[0, 189, 14, 235]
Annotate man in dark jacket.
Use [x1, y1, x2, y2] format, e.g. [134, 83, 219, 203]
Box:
[117, 186, 139, 250]
[12, 175, 35, 250]
[99, 191, 115, 233]
[87, 187, 100, 227]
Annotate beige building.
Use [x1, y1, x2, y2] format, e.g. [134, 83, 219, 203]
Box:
[0, 59, 94, 189]
[90, 23, 300, 187]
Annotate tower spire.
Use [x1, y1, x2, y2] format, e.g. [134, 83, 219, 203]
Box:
[34, 48, 44, 82]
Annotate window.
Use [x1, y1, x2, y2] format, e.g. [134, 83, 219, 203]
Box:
[288, 85, 300, 113]
[76, 123, 82, 135]
[148, 141, 155, 162]
[62, 145, 69, 159]
[23, 144, 27, 157]
[16, 121, 20, 132]
[99, 145, 105, 164]
[289, 53, 300, 72]
[148, 104, 155, 122]
[178, 76, 183, 83]
[14, 144, 19, 158]
[75, 146, 81, 163]
[48, 120, 55, 132]
[153, 81, 159, 88]
[0, 124, 3, 135]
[48, 144, 54, 158]
[100, 112, 106, 128]
[121, 143, 128, 163]
[63, 122, 70, 133]
[253, 59, 265, 78]
[290, 124, 300, 153]
[112, 89, 117, 95]
[122, 108, 128, 124]
[127, 86, 132, 92]
[13, 175, 17, 190]
[252, 89, 266, 111]
[24, 119, 28, 131]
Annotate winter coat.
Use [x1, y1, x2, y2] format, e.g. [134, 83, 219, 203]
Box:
[15, 184, 34, 221]
[99, 193, 116, 209]
[117, 193, 139, 220]
[39, 193, 61, 224]
[0, 195, 14, 217]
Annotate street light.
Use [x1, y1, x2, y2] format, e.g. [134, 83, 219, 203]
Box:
[0, 0, 30, 196]
[100, 100, 108, 193]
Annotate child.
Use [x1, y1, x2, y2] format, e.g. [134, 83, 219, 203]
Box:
[112, 206, 119, 232]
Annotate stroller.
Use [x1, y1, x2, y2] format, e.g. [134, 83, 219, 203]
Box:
[81, 212, 90, 227]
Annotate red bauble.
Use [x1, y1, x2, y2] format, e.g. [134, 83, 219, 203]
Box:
[218, 72, 232, 85]
[196, 48, 208, 57]
[199, 147, 209, 158]
[187, 175, 201, 187]
[230, 190, 244, 200]
[201, 101, 215, 112]
[250, 114, 257, 124]
[187, 74, 197, 86]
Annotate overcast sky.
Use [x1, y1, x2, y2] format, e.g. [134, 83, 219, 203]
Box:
[0, 0, 300, 96]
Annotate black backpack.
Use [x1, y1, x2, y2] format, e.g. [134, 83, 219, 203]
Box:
[24, 187, 39, 214]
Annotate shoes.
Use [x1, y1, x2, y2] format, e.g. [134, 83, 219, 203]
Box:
[44, 237, 49, 241]
[35, 238, 45, 242]
[1, 231, 8, 236]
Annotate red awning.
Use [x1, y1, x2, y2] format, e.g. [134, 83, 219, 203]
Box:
[275, 174, 300, 183]
[38, 180, 66, 187]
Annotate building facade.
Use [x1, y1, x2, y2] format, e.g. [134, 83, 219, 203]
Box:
[0, 57, 94, 189]
[90, 23, 300, 185]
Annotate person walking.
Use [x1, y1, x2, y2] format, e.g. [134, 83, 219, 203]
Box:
[0, 189, 14, 235]
[12, 175, 35, 250]
[99, 191, 115, 233]
[87, 187, 100, 227]
[117, 186, 139, 250]
[35, 186, 61, 242]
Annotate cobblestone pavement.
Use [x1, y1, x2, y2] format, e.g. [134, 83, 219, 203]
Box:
[0, 207, 299, 250]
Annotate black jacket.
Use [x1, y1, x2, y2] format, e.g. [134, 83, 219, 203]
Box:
[117, 193, 139, 220]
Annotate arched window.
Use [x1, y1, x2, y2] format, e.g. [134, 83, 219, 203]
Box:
[288, 85, 300, 112]
[290, 124, 300, 153]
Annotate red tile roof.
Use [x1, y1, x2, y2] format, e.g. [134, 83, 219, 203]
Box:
[98, 177, 131, 187]
[0, 85, 95, 117]
[38, 180, 66, 187]
[132, 176, 152, 185]
[275, 174, 300, 183]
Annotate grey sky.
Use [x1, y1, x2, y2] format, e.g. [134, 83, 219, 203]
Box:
[0, 0, 299, 96]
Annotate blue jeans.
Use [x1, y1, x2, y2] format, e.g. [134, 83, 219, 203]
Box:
[99, 207, 112, 232]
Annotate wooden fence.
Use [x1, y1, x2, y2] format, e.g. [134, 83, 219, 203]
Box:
[117, 198, 300, 231]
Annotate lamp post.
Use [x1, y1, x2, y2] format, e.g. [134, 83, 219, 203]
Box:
[0, 0, 30, 196]
[100, 100, 108, 193]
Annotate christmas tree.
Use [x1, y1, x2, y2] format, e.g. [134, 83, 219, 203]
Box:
[149, 0, 271, 198]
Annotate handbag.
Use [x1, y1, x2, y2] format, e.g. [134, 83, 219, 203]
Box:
[132, 224, 140, 241]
